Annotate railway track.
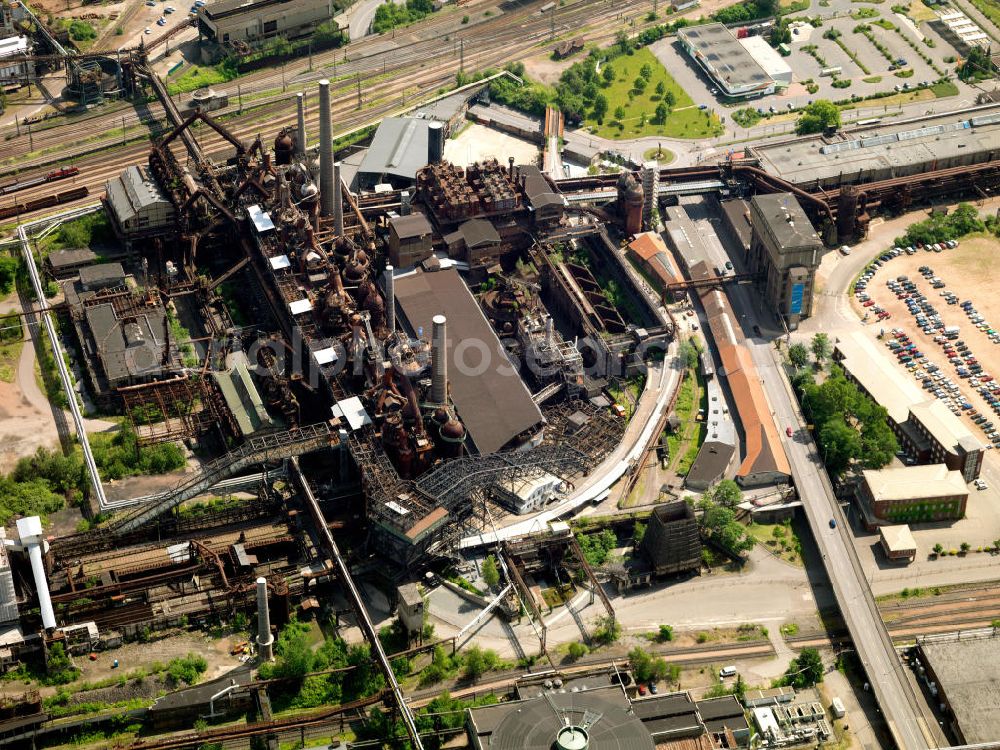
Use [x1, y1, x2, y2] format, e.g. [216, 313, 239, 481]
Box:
[1, 0, 668, 223]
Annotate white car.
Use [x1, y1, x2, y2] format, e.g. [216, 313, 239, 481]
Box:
[974, 479, 988, 491]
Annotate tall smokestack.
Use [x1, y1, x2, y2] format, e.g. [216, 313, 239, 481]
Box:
[334, 161, 344, 236]
[296, 92, 307, 158]
[256, 577, 274, 662]
[431, 314, 447, 404]
[318, 79, 334, 218]
[384, 265, 395, 333]
[546, 316, 554, 348]
[427, 121, 444, 165]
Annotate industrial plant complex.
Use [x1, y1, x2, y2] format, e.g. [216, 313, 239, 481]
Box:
[1, 0, 1000, 745]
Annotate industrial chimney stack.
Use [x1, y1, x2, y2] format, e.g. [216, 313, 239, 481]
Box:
[318, 80, 334, 218]
[384, 265, 395, 333]
[334, 161, 344, 236]
[296, 92, 307, 158]
[256, 577, 274, 661]
[427, 121, 444, 164]
[431, 314, 447, 404]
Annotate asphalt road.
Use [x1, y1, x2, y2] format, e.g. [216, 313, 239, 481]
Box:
[708, 276, 930, 747]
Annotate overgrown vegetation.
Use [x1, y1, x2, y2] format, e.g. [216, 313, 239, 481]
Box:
[578, 529, 618, 567]
[372, 0, 435, 33]
[260, 618, 389, 710]
[697, 498, 754, 556]
[38, 213, 113, 256]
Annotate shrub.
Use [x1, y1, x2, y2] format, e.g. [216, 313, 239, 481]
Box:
[166, 653, 208, 686]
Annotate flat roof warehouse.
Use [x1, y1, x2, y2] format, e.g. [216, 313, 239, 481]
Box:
[677, 24, 778, 98]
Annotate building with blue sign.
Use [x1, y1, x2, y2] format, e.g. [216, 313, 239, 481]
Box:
[747, 194, 823, 328]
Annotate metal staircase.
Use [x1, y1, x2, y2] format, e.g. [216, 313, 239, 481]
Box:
[111, 423, 335, 535]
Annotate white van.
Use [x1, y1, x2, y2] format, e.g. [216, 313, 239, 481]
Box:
[719, 666, 737, 678]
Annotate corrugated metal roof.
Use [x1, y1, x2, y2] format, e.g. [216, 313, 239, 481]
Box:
[394, 267, 543, 454]
[358, 117, 432, 182]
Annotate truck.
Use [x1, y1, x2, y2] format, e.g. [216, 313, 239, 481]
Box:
[820, 66, 843, 77]
[831, 697, 846, 718]
[945, 325, 961, 336]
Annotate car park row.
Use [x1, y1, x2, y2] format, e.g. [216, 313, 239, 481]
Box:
[853, 241, 1000, 475]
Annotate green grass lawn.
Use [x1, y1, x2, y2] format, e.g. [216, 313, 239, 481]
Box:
[166, 65, 236, 95]
[666, 367, 708, 475]
[747, 521, 803, 566]
[585, 48, 723, 140]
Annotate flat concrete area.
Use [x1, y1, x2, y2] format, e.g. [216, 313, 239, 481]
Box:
[443, 122, 539, 168]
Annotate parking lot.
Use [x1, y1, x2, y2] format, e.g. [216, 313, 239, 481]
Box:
[650, 0, 966, 124]
[852, 238, 1000, 454]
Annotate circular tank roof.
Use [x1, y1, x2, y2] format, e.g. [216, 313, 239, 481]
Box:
[489, 691, 654, 750]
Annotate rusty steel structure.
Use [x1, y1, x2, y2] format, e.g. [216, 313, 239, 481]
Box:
[118, 374, 231, 446]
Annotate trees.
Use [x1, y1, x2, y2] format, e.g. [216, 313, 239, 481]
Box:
[818, 418, 861, 475]
[784, 647, 824, 688]
[266, 618, 314, 679]
[811, 333, 832, 364]
[795, 99, 840, 135]
[578, 529, 618, 566]
[679, 338, 700, 369]
[481, 555, 500, 589]
[654, 101, 669, 124]
[655, 80, 666, 97]
[700, 500, 754, 554]
[665, 90, 676, 108]
[462, 646, 501, 680]
[799, 366, 897, 475]
[629, 647, 668, 682]
[633, 76, 647, 93]
[707, 479, 741, 508]
[166, 654, 208, 686]
[567, 642, 589, 661]
[593, 93, 609, 123]
[959, 45, 992, 81]
[932, 543, 944, 556]
[639, 62, 654, 80]
[602, 63, 615, 85]
[788, 343, 809, 369]
[657, 624, 674, 642]
[613, 105, 627, 123]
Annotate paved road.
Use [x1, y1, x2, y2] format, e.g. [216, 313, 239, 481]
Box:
[715, 267, 930, 748]
[346, 0, 406, 40]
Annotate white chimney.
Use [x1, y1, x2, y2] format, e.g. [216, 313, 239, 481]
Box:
[256, 577, 274, 661]
[431, 314, 447, 404]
